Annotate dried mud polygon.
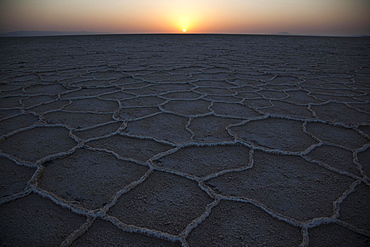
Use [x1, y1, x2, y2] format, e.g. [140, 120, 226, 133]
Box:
[162, 100, 211, 116]
[206, 151, 355, 221]
[188, 201, 302, 246]
[231, 118, 317, 152]
[0, 126, 76, 163]
[44, 111, 113, 129]
[124, 113, 191, 143]
[0, 157, 36, 197]
[306, 122, 369, 149]
[39, 148, 148, 209]
[190, 115, 242, 142]
[154, 145, 250, 177]
[338, 183, 370, 232]
[87, 134, 173, 162]
[108, 171, 213, 235]
[63, 98, 119, 112]
[71, 219, 181, 247]
[308, 223, 370, 247]
[0, 193, 86, 246]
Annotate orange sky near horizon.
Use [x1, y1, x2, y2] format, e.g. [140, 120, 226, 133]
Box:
[0, 0, 369, 36]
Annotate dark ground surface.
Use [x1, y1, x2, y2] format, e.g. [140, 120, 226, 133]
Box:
[1, 34, 370, 246]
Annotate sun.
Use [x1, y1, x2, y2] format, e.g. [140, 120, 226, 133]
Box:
[182, 28, 187, 33]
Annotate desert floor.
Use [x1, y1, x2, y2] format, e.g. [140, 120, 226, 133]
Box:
[1, 34, 369, 246]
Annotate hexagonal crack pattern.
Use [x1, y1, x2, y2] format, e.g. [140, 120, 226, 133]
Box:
[1, 35, 369, 246]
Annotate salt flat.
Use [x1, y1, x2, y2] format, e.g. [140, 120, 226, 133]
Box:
[0, 34, 369, 246]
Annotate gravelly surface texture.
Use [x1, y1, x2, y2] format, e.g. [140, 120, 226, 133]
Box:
[1, 34, 369, 246]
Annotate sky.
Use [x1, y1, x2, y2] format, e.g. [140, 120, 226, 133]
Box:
[0, 0, 369, 36]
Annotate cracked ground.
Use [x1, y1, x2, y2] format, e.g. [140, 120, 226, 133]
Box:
[1, 34, 370, 246]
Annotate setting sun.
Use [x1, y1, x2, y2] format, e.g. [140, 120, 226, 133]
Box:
[182, 29, 187, 32]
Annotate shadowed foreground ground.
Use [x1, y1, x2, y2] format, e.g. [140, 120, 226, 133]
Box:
[1, 34, 369, 246]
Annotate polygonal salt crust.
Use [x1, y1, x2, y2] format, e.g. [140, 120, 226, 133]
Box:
[187, 201, 302, 246]
[203, 67, 232, 73]
[169, 66, 202, 74]
[63, 98, 119, 113]
[137, 72, 190, 83]
[358, 126, 370, 138]
[211, 102, 260, 119]
[39, 148, 148, 209]
[161, 91, 202, 100]
[0, 109, 21, 120]
[353, 94, 370, 102]
[189, 115, 242, 142]
[261, 84, 298, 91]
[230, 118, 317, 152]
[0, 96, 25, 108]
[311, 102, 370, 126]
[308, 223, 370, 246]
[306, 122, 369, 150]
[92, 70, 125, 80]
[358, 147, 370, 177]
[86, 134, 173, 162]
[61, 88, 118, 100]
[116, 107, 160, 121]
[304, 88, 362, 97]
[153, 145, 250, 177]
[0, 126, 76, 163]
[110, 74, 140, 83]
[0, 157, 35, 198]
[234, 91, 261, 99]
[121, 96, 166, 107]
[0, 84, 23, 92]
[21, 95, 56, 108]
[348, 102, 370, 114]
[44, 111, 113, 129]
[108, 171, 213, 235]
[116, 81, 151, 89]
[284, 90, 323, 105]
[71, 219, 181, 247]
[28, 100, 70, 113]
[233, 74, 274, 82]
[24, 84, 70, 95]
[0, 113, 39, 136]
[191, 73, 233, 81]
[206, 151, 355, 221]
[338, 183, 370, 232]
[306, 145, 361, 176]
[259, 100, 314, 119]
[162, 100, 211, 116]
[59, 77, 90, 85]
[243, 99, 273, 108]
[124, 113, 191, 143]
[124, 87, 163, 96]
[311, 94, 363, 103]
[8, 74, 39, 82]
[230, 85, 259, 93]
[70, 79, 114, 88]
[204, 95, 241, 103]
[319, 76, 353, 84]
[98, 91, 135, 100]
[194, 87, 234, 96]
[257, 90, 288, 99]
[192, 80, 232, 88]
[0, 193, 86, 246]
[269, 76, 302, 85]
[72, 122, 122, 140]
[148, 83, 194, 92]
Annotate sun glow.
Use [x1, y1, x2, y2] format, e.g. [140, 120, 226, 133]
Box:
[182, 28, 187, 32]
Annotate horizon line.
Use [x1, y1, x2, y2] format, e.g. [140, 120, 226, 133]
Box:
[1, 30, 369, 38]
